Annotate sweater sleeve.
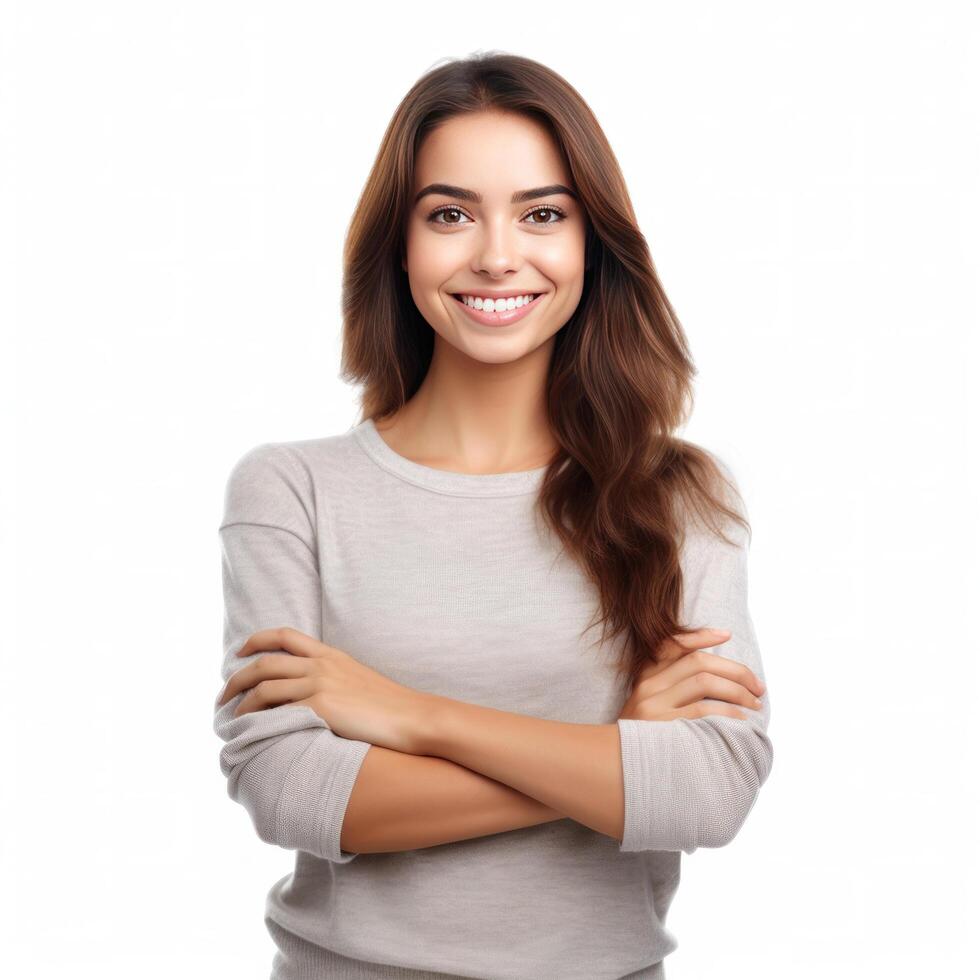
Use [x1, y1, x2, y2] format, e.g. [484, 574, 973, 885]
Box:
[212, 443, 372, 863]
[616, 472, 774, 855]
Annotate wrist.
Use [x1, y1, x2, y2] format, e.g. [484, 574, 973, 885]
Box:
[413, 693, 455, 757]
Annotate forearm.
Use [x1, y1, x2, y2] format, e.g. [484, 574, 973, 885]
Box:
[424, 699, 625, 842]
[340, 744, 565, 854]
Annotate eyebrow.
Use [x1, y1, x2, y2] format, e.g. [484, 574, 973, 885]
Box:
[413, 183, 578, 206]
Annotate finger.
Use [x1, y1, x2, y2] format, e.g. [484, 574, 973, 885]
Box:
[234, 628, 286, 658]
[235, 626, 321, 659]
[657, 627, 731, 663]
[674, 626, 731, 650]
[679, 702, 749, 721]
[233, 676, 316, 718]
[683, 651, 765, 697]
[217, 652, 308, 706]
[670, 671, 764, 712]
[638, 629, 734, 684]
[641, 648, 764, 697]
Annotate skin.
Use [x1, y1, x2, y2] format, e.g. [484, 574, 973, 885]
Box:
[216, 110, 766, 847]
[383, 108, 587, 472]
[216, 623, 763, 846]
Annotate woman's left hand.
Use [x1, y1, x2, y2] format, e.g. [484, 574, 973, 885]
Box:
[215, 627, 441, 755]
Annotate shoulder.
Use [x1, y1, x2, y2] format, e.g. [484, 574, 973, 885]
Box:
[219, 428, 366, 534]
[219, 440, 317, 535]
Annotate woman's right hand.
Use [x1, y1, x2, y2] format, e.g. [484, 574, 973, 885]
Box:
[618, 627, 765, 722]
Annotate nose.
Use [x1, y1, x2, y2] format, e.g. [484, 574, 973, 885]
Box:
[473, 214, 521, 278]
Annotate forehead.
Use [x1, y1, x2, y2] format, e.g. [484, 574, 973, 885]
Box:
[414, 111, 571, 194]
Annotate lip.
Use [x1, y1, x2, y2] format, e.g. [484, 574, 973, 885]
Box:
[450, 292, 546, 327]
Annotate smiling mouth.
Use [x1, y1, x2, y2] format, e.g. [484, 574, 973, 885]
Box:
[450, 292, 546, 327]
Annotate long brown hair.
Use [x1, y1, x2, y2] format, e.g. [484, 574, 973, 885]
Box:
[339, 52, 750, 695]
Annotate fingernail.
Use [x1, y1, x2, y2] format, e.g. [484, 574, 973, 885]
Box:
[754, 697, 762, 707]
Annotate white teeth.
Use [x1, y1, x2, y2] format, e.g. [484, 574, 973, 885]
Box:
[458, 293, 538, 311]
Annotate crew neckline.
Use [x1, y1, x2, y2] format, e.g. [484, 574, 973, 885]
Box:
[351, 417, 549, 497]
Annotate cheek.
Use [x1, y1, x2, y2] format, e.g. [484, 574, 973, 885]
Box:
[530, 232, 586, 283]
[405, 228, 464, 281]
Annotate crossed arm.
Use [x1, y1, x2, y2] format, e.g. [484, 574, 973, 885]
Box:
[341, 708, 623, 854]
[218, 445, 771, 862]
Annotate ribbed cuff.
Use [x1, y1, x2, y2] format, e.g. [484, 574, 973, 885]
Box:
[276, 728, 373, 863]
[617, 718, 660, 853]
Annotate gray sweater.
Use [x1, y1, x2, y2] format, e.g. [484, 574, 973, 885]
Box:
[213, 418, 773, 980]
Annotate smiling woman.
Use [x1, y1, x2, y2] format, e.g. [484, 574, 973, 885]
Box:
[214, 51, 772, 980]
[400, 110, 589, 369]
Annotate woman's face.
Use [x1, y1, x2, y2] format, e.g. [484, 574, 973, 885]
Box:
[403, 110, 587, 365]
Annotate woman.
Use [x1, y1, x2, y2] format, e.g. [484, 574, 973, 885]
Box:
[214, 52, 773, 980]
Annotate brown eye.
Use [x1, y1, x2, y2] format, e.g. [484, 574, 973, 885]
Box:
[427, 206, 472, 225]
[523, 206, 566, 225]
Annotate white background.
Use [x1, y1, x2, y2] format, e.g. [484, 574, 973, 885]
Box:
[3, 1, 978, 977]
